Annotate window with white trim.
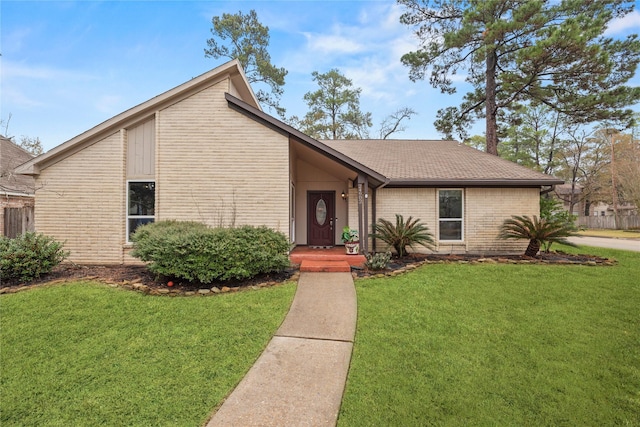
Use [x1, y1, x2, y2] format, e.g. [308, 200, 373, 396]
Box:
[438, 189, 463, 241]
[127, 181, 155, 242]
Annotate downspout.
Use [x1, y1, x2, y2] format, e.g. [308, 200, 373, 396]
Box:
[540, 185, 555, 196]
[371, 188, 376, 253]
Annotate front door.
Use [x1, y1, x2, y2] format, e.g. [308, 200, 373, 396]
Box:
[308, 191, 335, 247]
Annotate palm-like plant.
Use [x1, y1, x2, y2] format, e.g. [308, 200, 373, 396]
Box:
[499, 215, 577, 257]
[370, 214, 435, 257]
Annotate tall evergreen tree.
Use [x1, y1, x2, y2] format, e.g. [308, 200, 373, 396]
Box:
[292, 69, 373, 139]
[399, 0, 640, 155]
[205, 10, 288, 118]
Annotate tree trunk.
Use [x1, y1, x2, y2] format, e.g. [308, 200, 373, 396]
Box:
[485, 48, 498, 156]
[525, 239, 541, 257]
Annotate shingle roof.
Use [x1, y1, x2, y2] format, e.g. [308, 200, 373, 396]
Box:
[323, 139, 563, 186]
[1, 137, 35, 195]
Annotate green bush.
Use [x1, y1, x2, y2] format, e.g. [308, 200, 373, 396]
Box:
[130, 221, 291, 283]
[370, 214, 435, 257]
[0, 232, 69, 283]
[365, 252, 392, 271]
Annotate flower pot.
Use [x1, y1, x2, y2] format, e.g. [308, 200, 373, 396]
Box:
[345, 241, 360, 255]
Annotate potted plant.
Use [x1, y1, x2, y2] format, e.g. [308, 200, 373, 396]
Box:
[341, 226, 360, 255]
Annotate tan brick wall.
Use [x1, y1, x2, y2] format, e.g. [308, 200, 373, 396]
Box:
[373, 187, 539, 254]
[156, 80, 290, 236]
[34, 132, 125, 263]
[465, 187, 539, 253]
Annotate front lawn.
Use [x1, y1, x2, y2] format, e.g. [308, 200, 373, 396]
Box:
[339, 246, 640, 426]
[0, 282, 295, 426]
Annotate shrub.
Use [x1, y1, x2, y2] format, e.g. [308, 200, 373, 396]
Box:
[498, 215, 577, 257]
[365, 252, 392, 271]
[130, 221, 290, 283]
[370, 214, 435, 257]
[540, 197, 580, 250]
[0, 232, 69, 283]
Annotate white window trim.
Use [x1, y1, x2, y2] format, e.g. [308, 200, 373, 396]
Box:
[438, 188, 464, 242]
[126, 180, 156, 243]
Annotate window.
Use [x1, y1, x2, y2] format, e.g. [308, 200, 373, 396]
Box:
[439, 189, 463, 241]
[127, 181, 155, 242]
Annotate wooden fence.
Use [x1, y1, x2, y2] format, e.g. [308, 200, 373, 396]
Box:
[577, 215, 640, 230]
[3, 207, 35, 238]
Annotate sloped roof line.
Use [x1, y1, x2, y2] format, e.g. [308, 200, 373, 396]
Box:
[16, 60, 258, 175]
[224, 93, 389, 187]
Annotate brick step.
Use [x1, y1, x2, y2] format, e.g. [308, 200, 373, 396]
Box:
[290, 254, 366, 266]
[300, 260, 352, 272]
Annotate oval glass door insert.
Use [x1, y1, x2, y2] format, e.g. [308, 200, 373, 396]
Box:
[316, 199, 327, 225]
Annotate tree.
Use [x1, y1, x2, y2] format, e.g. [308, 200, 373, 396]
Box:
[16, 136, 43, 156]
[614, 130, 640, 211]
[499, 104, 564, 174]
[291, 69, 373, 139]
[379, 107, 417, 139]
[205, 10, 287, 118]
[1, 113, 44, 155]
[399, 0, 640, 156]
[555, 127, 610, 216]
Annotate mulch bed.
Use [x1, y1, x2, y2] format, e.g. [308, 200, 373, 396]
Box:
[353, 251, 615, 278]
[0, 251, 614, 295]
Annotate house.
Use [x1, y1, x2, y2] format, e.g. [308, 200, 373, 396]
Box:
[16, 60, 562, 264]
[1, 137, 35, 237]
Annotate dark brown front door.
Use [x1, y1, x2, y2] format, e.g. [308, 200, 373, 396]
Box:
[308, 191, 335, 247]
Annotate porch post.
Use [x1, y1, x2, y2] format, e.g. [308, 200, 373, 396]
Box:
[357, 173, 369, 254]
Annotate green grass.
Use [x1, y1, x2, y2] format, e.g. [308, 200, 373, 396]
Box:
[339, 246, 640, 426]
[0, 281, 295, 426]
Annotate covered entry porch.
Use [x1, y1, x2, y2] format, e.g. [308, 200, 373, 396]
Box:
[288, 135, 386, 254]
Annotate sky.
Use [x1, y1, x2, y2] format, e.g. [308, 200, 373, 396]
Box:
[2, 0, 640, 152]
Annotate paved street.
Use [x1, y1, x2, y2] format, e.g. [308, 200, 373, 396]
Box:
[567, 236, 640, 252]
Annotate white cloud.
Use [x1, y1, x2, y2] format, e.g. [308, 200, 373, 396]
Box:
[605, 10, 640, 35]
[1, 86, 44, 108]
[302, 32, 365, 55]
[1, 60, 95, 81]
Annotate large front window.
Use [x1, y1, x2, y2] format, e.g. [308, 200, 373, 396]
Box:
[127, 181, 155, 242]
[439, 189, 463, 241]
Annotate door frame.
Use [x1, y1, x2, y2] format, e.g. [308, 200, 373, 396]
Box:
[307, 191, 335, 246]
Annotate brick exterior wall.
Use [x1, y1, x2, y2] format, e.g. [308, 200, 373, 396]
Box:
[156, 81, 289, 234]
[33, 77, 289, 264]
[35, 132, 126, 263]
[372, 187, 539, 254]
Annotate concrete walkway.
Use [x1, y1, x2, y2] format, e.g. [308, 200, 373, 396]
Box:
[567, 236, 640, 252]
[206, 272, 357, 427]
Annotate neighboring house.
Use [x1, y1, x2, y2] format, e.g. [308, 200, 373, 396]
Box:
[16, 60, 562, 264]
[554, 183, 638, 217]
[1, 137, 35, 237]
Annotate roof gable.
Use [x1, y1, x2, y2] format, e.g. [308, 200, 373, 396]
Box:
[16, 60, 258, 175]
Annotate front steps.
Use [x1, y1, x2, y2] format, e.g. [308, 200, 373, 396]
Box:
[299, 260, 351, 272]
[291, 246, 366, 272]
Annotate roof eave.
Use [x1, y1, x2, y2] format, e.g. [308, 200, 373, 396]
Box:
[385, 178, 565, 188]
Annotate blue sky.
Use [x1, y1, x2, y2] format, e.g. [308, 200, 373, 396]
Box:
[2, 0, 640, 152]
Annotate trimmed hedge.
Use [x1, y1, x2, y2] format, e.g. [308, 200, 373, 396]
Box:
[130, 221, 290, 283]
[0, 232, 69, 283]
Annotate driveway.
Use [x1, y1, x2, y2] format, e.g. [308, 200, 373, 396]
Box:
[567, 236, 640, 252]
